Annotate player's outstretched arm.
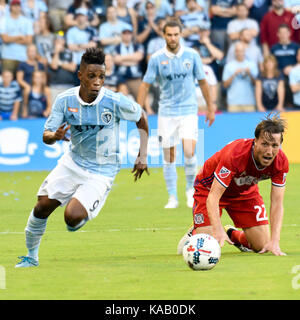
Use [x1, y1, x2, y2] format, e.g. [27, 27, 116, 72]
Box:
[132, 110, 150, 181]
[259, 185, 286, 256]
[43, 123, 71, 145]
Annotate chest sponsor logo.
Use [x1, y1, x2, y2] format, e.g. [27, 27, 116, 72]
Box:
[68, 107, 78, 113]
[234, 174, 270, 186]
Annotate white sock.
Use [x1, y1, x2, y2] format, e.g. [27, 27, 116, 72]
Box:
[25, 210, 48, 261]
[184, 155, 197, 191]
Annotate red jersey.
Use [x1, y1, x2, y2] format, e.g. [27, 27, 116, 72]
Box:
[194, 139, 289, 199]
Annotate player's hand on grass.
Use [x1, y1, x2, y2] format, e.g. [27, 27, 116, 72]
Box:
[214, 229, 234, 248]
[132, 155, 150, 181]
[259, 240, 286, 256]
[54, 123, 71, 142]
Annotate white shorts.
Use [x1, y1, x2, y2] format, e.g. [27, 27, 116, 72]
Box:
[158, 114, 198, 148]
[37, 153, 114, 220]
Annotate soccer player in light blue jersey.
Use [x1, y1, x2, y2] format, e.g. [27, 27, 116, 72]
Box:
[138, 19, 215, 209]
[16, 48, 149, 268]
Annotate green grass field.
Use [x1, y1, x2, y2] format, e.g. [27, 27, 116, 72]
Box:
[0, 165, 299, 300]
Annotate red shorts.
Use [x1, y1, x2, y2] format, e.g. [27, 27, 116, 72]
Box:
[193, 192, 269, 229]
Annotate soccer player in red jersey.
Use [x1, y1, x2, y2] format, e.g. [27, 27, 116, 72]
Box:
[178, 114, 289, 256]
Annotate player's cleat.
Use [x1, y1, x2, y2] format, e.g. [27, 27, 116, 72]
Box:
[15, 256, 39, 268]
[186, 188, 194, 208]
[224, 225, 253, 252]
[164, 195, 178, 209]
[177, 225, 194, 255]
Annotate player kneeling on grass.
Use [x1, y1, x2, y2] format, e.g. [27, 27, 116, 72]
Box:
[178, 114, 289, 256]
[15, 48, 149, 268]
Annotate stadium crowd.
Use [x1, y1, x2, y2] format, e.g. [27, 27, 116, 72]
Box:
[1, 0, 300, 120]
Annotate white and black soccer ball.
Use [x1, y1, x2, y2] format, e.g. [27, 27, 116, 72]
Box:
[182, 233, 221, 270]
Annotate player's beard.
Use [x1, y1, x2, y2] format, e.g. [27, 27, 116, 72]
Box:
[166, 41, 180, 53]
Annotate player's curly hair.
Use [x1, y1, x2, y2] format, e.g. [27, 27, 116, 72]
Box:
[255, 112, 287, 143]
[80, 48, 105, 67]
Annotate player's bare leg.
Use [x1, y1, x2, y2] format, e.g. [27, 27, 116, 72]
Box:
[182, 139, 197, 208]
[163, 146, 178, 209]
[15, 196, 60, 268]
[64, 198, 89, 231]
[243, 225, 270, 252]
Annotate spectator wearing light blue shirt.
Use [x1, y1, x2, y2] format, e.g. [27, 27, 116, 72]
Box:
[0, 0, 34, 74]
[98, 5, 131, 54]
[289, 48, 300, 108]
[66, 8, 97, 66]
[180, 0, 209, 48]
[174, 0, 206, 16]
[223, 41, 259, 112]
[21, 0, 48, 23]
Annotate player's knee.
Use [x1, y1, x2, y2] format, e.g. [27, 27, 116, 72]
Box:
[34, 197, 59, 219]
[249, 238, 269, 253]
[64, 209, 86, 228]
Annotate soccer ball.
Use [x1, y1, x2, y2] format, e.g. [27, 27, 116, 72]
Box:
[182, 233, 221, 271]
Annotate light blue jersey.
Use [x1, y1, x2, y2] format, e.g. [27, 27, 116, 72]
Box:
[289, 65, 300, 106]
[44, 86, 142, 177]
[143, 46, 206, 116]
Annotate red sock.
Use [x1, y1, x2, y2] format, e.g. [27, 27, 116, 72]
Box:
[230, 230, 251, 249]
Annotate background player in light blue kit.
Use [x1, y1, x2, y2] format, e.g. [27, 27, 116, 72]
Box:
[16, 48, 149, 268]
[138, 19, 215, 209]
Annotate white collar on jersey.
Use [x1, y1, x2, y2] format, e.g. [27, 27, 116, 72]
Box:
[163, 45, 184, 59]
[75, 86, 105, 106]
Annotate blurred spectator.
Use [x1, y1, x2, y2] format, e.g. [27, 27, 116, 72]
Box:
[0, 0, 34, 74]
[223, 42, 259, 112]
[34, 15, 55, 66]
[98, 5, 131, 54]
[260, 0, 297, 57]
[271, 23, 299, 75]
[180, 0, 209, 48]
[138, 0, 173, 19]
[174, 0, 206, 17]
[47, 0, 73, 32]
[284, 0, 300, 12]
[48, 33, 77, 101]
[22, 70, 51, 118]
[210, 0, 237, 51]
[113, 25, 145, 103]
[0, 69, 22, 120]
[226, 28, 263, 69]
[115, 0, 138, 36]
[289, 47, 300, 109]
[227, 3, 259, 44]
[245, 0, 271, 24]
[66, 8, 97, 66]
[21, 0, 48, 23]
[0, 0, 9, 60]
[136, 0, 161, 51]
[255, 55, 285, 112]
[194, 23, 224, 80]
[16, 43, 45, 93]
[146, 17, 166, 61]
[271, 23, 299, 106]
[64, 0, 100, 29]
[104, 53, 120, 92]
